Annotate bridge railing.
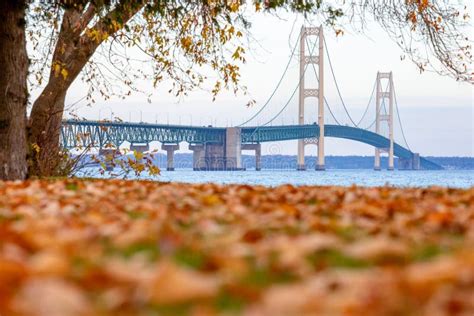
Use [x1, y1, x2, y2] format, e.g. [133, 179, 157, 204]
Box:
[61, 120, 442, 170]
[61, 120, 226, 148]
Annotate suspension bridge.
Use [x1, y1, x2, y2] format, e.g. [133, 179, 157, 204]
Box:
[61, 26, 442, 171]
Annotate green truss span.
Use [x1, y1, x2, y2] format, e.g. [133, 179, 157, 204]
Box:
[61, 120, 442, 170]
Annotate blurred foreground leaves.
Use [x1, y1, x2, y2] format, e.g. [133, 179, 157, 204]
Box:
[0, 180, 473, 315]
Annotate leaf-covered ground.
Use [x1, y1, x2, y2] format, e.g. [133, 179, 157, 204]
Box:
[0, 179, 473, 316]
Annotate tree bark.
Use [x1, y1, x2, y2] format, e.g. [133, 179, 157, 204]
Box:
[28, 2, 144, 176]
[0, 1, 28, 180]
[28, 82, 67, 176]
[27, 5, 87, 176]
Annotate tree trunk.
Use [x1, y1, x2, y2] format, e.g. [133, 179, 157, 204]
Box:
[0, 1, 28, 180]
[28, 3, 144, 177]
[28, 82, 67, 176]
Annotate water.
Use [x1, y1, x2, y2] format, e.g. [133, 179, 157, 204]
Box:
[77, 168, 474, 188]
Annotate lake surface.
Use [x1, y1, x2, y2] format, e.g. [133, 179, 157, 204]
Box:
[78, 168, 474, 188]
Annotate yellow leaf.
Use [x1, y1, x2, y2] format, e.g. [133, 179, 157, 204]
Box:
[32, 143, 41, 153]
[230, 1, 240, 12]
[232, 49, 240, 60]
[54, 63, 61, 77]
[148, 165, 160, 175]
[60, 68, 68, 80]
[111, 20, 122, 31]
[134, 150, 143, 161]
[180, 36, 193, 51]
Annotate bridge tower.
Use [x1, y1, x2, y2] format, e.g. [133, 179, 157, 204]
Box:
[297, 25, 324, 171]
[374, 72, 394, 171]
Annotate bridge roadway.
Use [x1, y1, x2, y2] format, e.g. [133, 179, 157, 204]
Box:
[61, 120, 442, 170]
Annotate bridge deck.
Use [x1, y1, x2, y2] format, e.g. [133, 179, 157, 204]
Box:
[61, 120, 442, 170]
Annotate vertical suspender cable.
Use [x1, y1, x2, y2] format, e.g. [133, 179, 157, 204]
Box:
[237, 32, 301, 127]
[393, 85, 411, 150]
[323, 37, 359, 127]
[247, 37, 320, 139]
[356, 80, 376, 126]
[364, 80, 390, 130]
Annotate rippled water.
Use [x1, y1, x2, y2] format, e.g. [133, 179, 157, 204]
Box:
[78, 168, 474, 188]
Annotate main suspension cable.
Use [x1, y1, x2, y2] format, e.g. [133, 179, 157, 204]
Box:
[393, 84, 411, 151]
[237, 32, 301, 127]
[323, 37, 359, 127]
[364, 80, 390, 130]
[325, 99, 342, 125]
[247, 37, 319, 138]
[306, 47, 342, 125]
[356, 79, 376, 127]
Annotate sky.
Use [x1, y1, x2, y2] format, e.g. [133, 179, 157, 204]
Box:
[62, 9, 473, 157]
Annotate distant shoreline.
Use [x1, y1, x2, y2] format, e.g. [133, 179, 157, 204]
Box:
[78, 153, 474, 170]
[160, 154, 474, 170]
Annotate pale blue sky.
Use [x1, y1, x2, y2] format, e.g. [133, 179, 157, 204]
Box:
[61, 10, 473, 157]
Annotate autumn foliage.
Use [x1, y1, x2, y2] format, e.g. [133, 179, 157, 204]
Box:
[0, 180, 473, 315]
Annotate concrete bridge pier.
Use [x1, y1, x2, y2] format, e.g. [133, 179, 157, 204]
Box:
[226, 128, 243, 170]
[297, 163, 306, 171]
[374, 149, 395, 171]
[388, 151, 395, 171]
[297, 141, 306, 171]
[161, 143, 179, 171]
[374, 150, 381, 171]
[242, 143, 261, 171]
[399, 153, 420, 170]
[255, 146, 262, 171]
[130, 143, 149, 153]
[412, 153, 420, 170]
[191, 144, 227, 170]
[316, 140, 325, 171]
[189, 144, 206, 170]
[205, 144, 226, 170]
[189, 128, 245, 171]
